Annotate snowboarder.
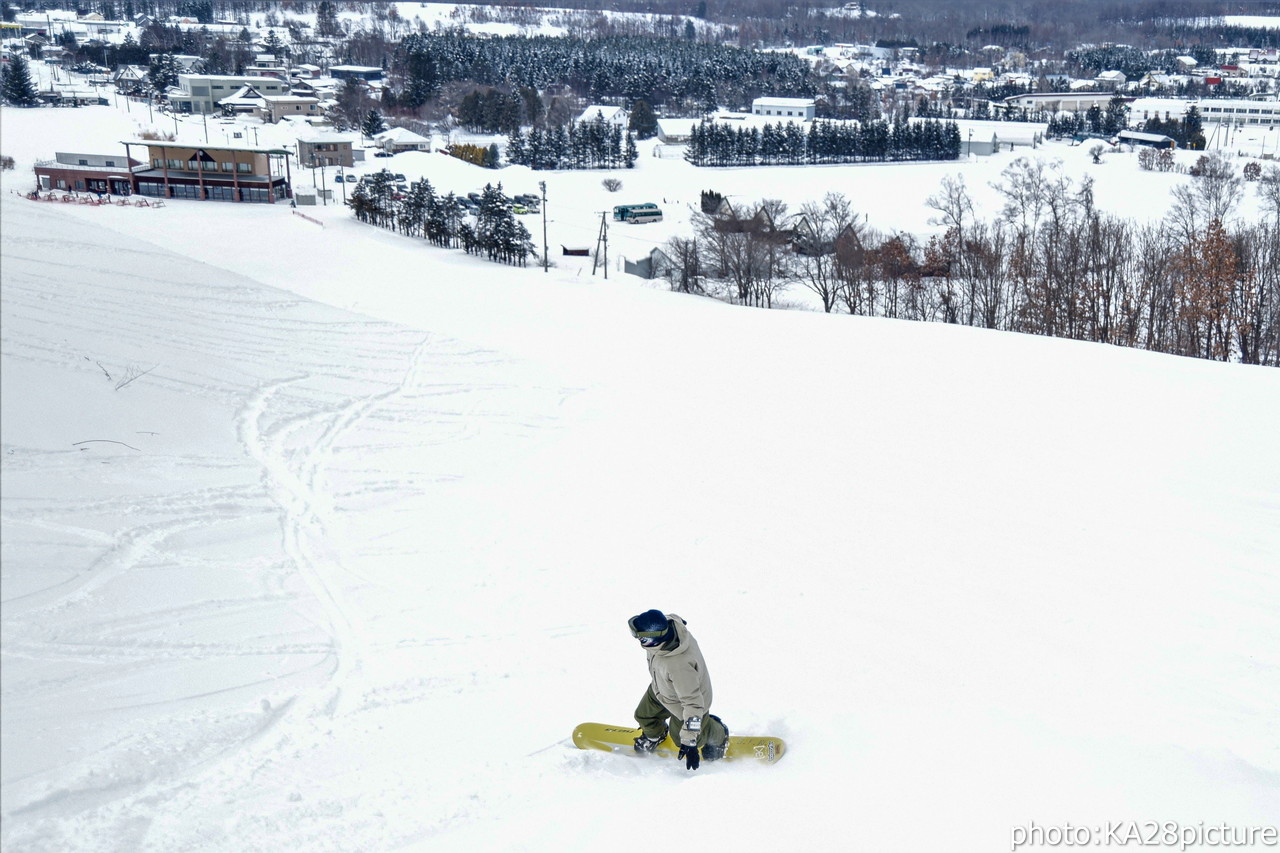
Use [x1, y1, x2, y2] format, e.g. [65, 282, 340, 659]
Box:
[628, 609, 729, 770]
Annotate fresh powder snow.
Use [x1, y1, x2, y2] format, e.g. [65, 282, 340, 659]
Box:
[2, 95, 1278, 853]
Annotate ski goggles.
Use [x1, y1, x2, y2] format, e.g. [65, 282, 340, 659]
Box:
[628, 616, 667, 646]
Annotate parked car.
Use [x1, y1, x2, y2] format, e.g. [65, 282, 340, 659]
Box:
[373, 151, 393, 158]
[512, 204, 529, 215]
[394, 174, 406, 181]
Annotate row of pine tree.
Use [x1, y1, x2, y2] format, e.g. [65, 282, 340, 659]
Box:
[684, 118, 962, 167]
[506, 114, 639, 171]
[347, 173, 535, 267]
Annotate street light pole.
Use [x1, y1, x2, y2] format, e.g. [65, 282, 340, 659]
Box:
[539, 180, 548, 273]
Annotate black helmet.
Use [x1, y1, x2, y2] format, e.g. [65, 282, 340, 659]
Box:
[628, 609, 672, 648]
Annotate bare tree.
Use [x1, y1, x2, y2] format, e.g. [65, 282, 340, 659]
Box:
[663, 236, 703, 294]
[991, 157, 1060, 232]
[1194, 152, 1245, 226]
[925, 173, 974, 236]
[794, 193, 863, 313]
[1257, 164, 1280, 223]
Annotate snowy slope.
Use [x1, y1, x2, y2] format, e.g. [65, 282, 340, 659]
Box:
[3, 103, 1280, 852]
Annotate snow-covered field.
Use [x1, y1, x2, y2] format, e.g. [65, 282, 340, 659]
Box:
[3, 99, 1279, 852]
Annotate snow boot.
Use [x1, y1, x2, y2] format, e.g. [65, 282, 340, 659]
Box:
[700, 715, 729, 761]
[634, 733, 664, 754]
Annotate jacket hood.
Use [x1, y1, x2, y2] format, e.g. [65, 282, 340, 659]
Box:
[647, 613, 690, 659]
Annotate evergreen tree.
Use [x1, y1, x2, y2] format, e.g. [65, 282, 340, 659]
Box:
[2, 54, 40, 107]
[628, 99, 658, 140]
[399, 38, 439, 109]
[361, 108, 387, 138]
[315, 1, 342, 37]
[520, 86, 544, 127]
[1103, 95, 1129, 135]
[1183, 106, 1206, 150]
[625, 132, 638, 168]
[263, 28, 285, 59]
[148, 53, 181, 94]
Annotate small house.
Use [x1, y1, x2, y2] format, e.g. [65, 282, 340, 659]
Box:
[329, 65, 383, 81]
[751, 97, 816, 120]
[1116, 130, 1176, 149]
[1095, 70, 1128, 89]
[372, 127, 431, 153]
[258, 94, 320, 123]
[656, 118, 699, 144]
[577, 105, 629, 128]
[623, 247, 674, 280]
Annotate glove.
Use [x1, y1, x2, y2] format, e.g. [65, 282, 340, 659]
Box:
[679, 716, 702, 747]
[678, 744, 701, 770]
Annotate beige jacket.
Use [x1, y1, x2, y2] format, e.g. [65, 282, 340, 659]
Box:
[645, 613, 713, 721]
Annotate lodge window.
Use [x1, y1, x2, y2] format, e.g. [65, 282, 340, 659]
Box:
[170, 184, 201, 199]
[237, 163, 252, 173]
[137, 180, 165, 197]
[241, 186, 269, 202]
[207, 185, 236, 201]
[167, 159, 183, 169]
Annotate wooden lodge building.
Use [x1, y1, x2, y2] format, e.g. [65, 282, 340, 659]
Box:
[34, 141, 294, 203]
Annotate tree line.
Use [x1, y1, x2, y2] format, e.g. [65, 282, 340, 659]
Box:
[664, 156, 1280, 365]
[347, 173, 535, 267]
[392, 31, 813, 112]
[684, 117, 962, 168]
[506, 114, 639, 171]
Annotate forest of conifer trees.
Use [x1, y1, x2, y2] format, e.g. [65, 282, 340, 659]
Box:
[684, 117, 962, 167]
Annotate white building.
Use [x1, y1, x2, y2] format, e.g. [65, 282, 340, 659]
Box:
[1004, 92, 1124, 115]
[170, 74, 291, 114]
[373, 127, 431, 153]
[1126, 96, 1279, 126]
[258, 95, 321, 123]
[1193, 98, 1280, 126]
[751, 97, 816, 120]
[576, 105, 629, 127]
[656, 118, 699, 143]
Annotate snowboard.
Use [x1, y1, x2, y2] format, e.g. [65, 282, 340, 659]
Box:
[572, 722, 786, 764]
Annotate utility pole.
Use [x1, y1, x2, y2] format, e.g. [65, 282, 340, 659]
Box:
[592, 212, 609, 279]
[539, 180, 548, 273]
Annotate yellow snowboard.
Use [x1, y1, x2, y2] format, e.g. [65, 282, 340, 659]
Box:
[572, 722, 786, 764]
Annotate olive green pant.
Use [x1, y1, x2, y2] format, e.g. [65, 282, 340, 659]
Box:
[634, 687, 728, 749]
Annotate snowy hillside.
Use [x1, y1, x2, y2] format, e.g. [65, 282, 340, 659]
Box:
[3, 102, 1279, 852]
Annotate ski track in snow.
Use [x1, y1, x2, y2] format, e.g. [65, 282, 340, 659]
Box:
[4, 116, 1279, 849]
[1, 200, 577, 851]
